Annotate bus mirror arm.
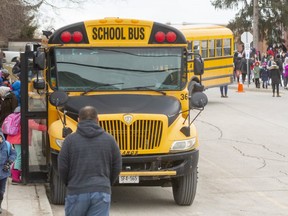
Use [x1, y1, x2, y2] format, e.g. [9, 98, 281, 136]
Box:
[49, 91, 72, 137]
[55, 107, 72, 138]
[180, 107, 204, 137]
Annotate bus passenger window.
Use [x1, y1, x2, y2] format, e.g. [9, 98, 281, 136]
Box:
[193, 41, 200, 55]
[209, 40, 215, 57]
[216, 39, 222, 57]
[224, 38, 231, 56]
[201, 40, 208, 58]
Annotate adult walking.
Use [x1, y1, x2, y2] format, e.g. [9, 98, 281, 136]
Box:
[58, 106, 122, 216]
[269, 61, 282, 97]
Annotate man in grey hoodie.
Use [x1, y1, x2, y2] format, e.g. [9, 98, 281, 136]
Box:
[58, 106, 122, 216]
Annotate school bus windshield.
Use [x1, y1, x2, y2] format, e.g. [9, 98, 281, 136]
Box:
[50, 47, 186, 92]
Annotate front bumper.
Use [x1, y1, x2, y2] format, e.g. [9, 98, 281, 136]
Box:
[117, 149, 199, 186]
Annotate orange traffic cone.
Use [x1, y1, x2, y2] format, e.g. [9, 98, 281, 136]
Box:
[237, 73, 244, 93]
[237, 83, 244, 92]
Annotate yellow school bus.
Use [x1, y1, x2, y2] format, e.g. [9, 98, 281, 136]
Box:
[178, 25, 234, 88]
[22, 18, 208, 205]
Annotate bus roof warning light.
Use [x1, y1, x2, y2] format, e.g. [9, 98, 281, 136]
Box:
[60, 31, 72, 43]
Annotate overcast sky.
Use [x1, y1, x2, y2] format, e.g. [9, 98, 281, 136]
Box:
[41, 0, 238, 30]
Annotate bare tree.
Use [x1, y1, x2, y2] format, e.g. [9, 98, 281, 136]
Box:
[0, 0, 39, 45]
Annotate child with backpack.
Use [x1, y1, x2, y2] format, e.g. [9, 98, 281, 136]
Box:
[260, 62, 270, 89]
[3, 106, 21, 184]
[0, 131, 16, 213]
[3, 106, 47, 184]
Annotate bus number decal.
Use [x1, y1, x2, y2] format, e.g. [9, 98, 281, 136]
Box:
[92, 27, 145, 40]
[180, 93, 188, 100]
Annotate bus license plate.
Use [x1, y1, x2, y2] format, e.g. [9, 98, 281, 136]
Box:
[119, 176, 139, 184]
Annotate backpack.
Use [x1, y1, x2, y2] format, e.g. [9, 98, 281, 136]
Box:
[284, 64, 288, 78]
[2, 113, 21, 135]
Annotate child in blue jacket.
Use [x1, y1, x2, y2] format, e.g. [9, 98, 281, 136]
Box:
[0, 131, 16, 213]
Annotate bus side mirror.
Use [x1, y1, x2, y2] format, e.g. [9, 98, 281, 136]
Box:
[49, 91, 69, 107]
[194, 56, 204, 75]
[33, 51, 45, 70]
[33, 78, 46, 90]
[188, 79, 208, 109]
[189, 92, 208, 109]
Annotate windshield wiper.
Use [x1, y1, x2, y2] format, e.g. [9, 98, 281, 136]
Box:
[122, 86, 166, 95]
[81, 82, 124, 95]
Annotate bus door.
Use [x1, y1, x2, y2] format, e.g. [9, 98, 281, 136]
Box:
[20, 48, 48, 184]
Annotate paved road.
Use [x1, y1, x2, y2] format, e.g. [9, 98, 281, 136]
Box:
[52, 85, 288, 216]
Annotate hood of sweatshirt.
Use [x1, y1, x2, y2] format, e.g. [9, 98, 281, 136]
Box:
[76, 120, 105, 138]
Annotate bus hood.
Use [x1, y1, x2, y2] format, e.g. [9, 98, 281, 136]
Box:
[64, 94, 181, 125]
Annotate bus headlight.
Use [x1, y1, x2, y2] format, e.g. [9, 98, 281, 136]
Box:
[55, 139, 64, 148]
[170, 138, 196, 152]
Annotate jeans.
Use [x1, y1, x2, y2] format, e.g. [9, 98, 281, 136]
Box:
[220, 85, 228, 96]
[14, 145, 21, 170]
[65, 192, 111, 216]
[0, 178, 7, 200]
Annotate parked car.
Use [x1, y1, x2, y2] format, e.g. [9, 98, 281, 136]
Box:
[3, 51, 20, 63]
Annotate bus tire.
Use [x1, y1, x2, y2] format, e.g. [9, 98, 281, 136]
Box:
[50, 166, 66, 205]
[172, 168, 197, 206]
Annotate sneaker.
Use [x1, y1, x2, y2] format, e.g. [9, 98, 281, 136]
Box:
[224, 95, 228, 98]
[221, 95, 224, 98]
[11, 180, 21, 185]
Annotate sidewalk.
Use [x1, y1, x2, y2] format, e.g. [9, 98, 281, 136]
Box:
[3, 178, 53, 216]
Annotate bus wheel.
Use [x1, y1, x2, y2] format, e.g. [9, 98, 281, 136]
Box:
[172, 168, 197, 206]
[49, 166, 66, 205]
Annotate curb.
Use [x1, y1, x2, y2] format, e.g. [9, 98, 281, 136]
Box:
[4, 179, 53, 216]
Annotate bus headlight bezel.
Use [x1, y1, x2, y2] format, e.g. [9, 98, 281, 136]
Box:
[170, 137, 196, 152]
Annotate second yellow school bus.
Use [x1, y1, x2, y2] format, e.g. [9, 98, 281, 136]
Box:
[178, 24, 234, 88]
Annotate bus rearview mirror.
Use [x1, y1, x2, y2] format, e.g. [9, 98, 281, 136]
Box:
[194, 57, 204, 75]
[33, 51, 45, 70]
[33, 78, 46, 90]
[49, 91, 69, 107]
[189, 92, 208, 109]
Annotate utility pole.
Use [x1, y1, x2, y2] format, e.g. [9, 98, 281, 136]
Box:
[253, 0, 259, 51]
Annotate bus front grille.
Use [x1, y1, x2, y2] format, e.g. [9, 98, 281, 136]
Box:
[99, 120, 163, 150]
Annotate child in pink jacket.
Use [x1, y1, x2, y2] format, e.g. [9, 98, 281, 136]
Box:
[6, 106, 46, 184]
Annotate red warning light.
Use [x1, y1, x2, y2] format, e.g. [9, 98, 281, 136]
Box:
[60, 31, 72, 43]
[155, 31, 165, 43]
[73, 31, 83, 43]
[166, 32, 177, 43]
